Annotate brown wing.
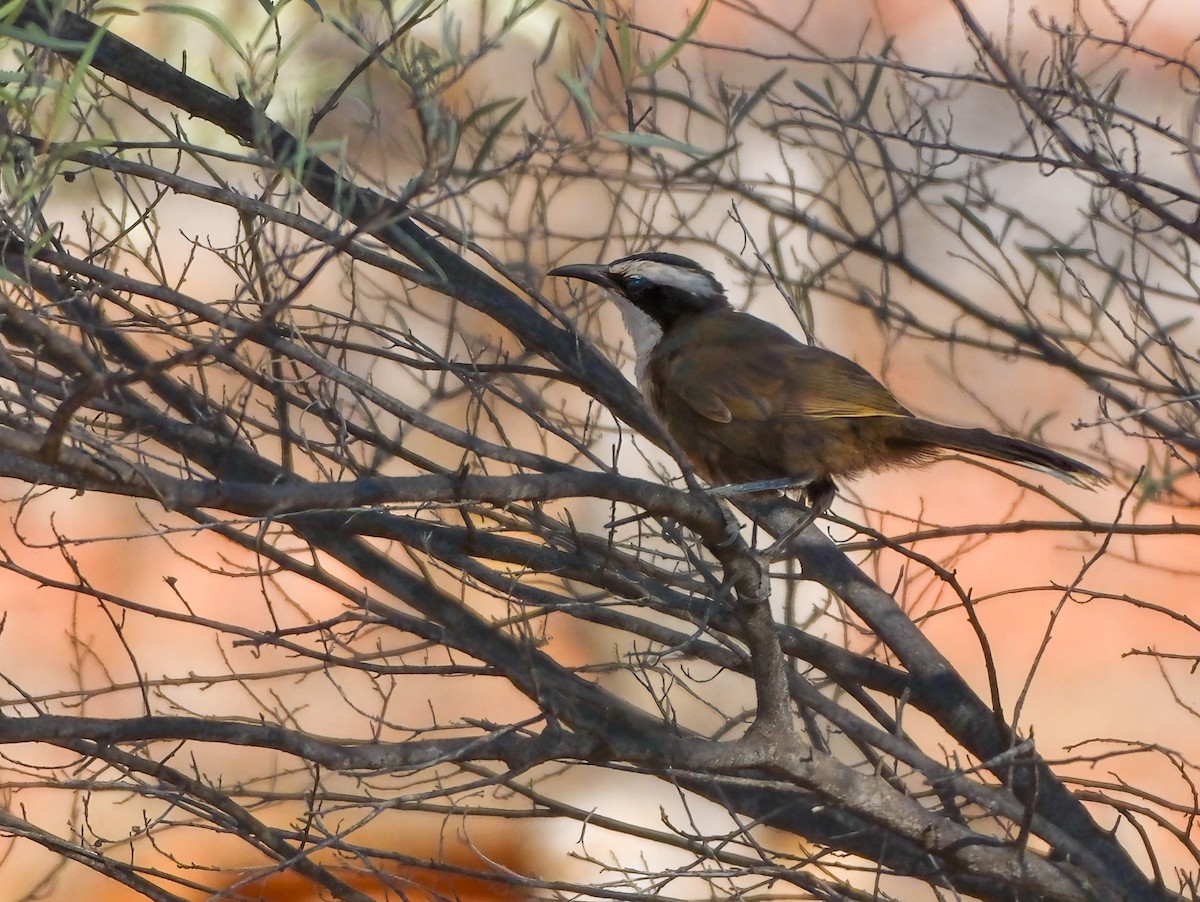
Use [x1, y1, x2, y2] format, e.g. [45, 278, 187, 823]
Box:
[651, 311, 911, 424]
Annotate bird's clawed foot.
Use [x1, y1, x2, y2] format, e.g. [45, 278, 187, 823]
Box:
[708, 477, 811, 548]
[761, 477, 836, 558]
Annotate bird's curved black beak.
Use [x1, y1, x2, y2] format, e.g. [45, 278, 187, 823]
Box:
[547, 262, 617, 291]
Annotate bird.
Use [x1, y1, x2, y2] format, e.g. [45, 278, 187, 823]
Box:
[549, 251, 1103, 517]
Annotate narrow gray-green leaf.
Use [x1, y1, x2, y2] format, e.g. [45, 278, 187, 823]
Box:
[638, 0, 712, 78]
[602, 130, 709, 158]
[850, 38, 893, 123]
[558, 72, 596, 127]
[677, 141, 739, 176]
[944, 196, 997, 246]
[793, 78, 833, 112]
[730, 69, 784, 129]
[628, 85, 721, 122]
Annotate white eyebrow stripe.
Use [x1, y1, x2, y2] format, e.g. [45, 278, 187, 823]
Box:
[611, 260, 723, 296]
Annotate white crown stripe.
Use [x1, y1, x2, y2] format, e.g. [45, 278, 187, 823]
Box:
[610, 260, 724, 299]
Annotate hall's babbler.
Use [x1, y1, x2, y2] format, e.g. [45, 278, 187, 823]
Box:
[549, 252, 1102, 513]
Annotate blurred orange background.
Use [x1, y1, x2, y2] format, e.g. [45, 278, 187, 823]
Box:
[2, 1, 1198, 899]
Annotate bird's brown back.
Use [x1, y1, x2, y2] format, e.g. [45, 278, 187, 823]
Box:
[643, 310, 930, 484]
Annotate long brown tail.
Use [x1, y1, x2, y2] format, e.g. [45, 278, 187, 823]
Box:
[905, 420, 1105, 488]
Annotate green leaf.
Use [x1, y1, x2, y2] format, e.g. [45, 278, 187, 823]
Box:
[535, 16, 561, 66]
[468, 98, 526, 178]
[677, 141, 738, 176]
[146, 4, 249, 65]
[266, 0, 325, 17]
[0, 21, 92, 53]
[638, 0, 712, 78]
[793, 78, 834, 112]
[44, 16, 107, 143]
[849, 37, 893, 123]
[461, 97, 520, 133]
[616, 19, 633, 83]
[1097, 72, 1123, 128]
[602, 130, 710, 158]
[89, 5, 140, 17]
[1095, 252, 1123, 313]
[729, 69, 784, 129]
[1021, 244, 1093, 259]
[27, 227, 58, 256]
[944, 196, 997, 246]
[558, 72, 596, 127]
[627, 85, 721, 121]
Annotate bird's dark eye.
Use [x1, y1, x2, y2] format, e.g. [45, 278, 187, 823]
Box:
[623, 275, 649, 293]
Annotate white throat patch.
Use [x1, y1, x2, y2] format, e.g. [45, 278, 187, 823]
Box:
[612, 296, 663, 390]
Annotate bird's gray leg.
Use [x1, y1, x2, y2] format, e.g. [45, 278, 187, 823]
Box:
[707, 476, 807, 497]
